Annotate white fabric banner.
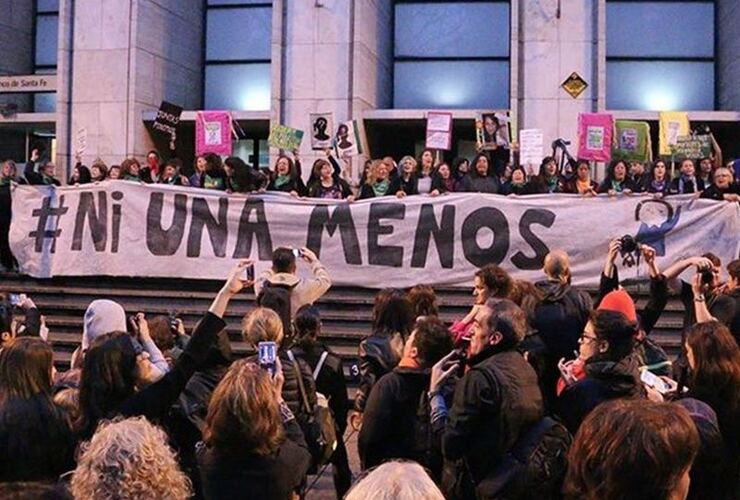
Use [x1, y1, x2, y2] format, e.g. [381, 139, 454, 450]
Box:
[8, 182, 740, 288]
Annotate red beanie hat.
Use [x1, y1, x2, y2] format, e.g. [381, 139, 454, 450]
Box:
[598, 289, 638, 324]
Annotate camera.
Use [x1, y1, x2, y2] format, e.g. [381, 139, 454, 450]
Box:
[292, 248, 303, 258]
[700, 268, 715, 286]
[619, 234, 638, 254]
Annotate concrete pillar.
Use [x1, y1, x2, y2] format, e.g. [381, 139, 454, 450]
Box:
[0, 0, 34, 113]
[717, 0, 740, 111]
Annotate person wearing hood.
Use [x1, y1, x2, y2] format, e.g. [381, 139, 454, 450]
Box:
[461, 153, 500, 194]
[530, 250, 593, 411]
[358, 316, 452, 480]
[556, 308, 645, 433]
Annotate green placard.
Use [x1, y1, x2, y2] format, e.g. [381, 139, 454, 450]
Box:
[268, 124, 304, 151]
[670, 135, 711, 160]
[612, 120, 650, 162]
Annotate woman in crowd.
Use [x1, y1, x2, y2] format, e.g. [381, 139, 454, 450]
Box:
[700, 167, 740, 202]
[191, 154, 206, 188]
[68, 164, 92, 185]
[461, 153, 499, 193]
[224, 156, 264, 193]
[290, 306, 352, 498]
[120, 158, 145, 182]
[557, 309, 644, 432]
[307, 158, 353, 200]
[407, 284, 439, 319]
[202, 153, 227, 190]
[71, 417, 192, 500]
[452, 157, 470, 188]
[628, 160, 647, 193]
[346, 461, 445, 500]
[267, 154, 306, 196]
[684, 321, 740, 497]
[0, 337, 76, 482]
[598, 159, 632, 195]
[351, 289, 413, 427]
[646, 159, 671, 196]
[358, 159, 401, 199]
[158, 159, 189, 186]
[196, 358, 312, 500]
[500, 166, 529, 195]
[360, 158, 373, 185]
[75, 262, 249, 440]
[398, 155, 418, 196]
[90, 161, 107, 182]
[563, 399, 699, 500]
[146, 150, 162, 179]
[0, 160, 25, 186]
[669, 159, 704, 194]
[416, 149, 436, 195]
[430, 161, 456, 195]
[564, 160, 598, 195]
[108, 164, 121, 180]
[529, 156, 565, 194]
[698, 157, 715, 188]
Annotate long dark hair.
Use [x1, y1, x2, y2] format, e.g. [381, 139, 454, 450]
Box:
[372, 289, 413, 338]
[686, 322, 740, 414]
[0, 337, 53, 403]
[204, 153, 225, 178]
[76, 332, 138, 439]
[224, 156, 258, 192]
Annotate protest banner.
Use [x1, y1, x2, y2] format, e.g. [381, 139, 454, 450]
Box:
[519, 129, 544, 175]
[671, 135, 711, 160]
[335, 120, 362, 157]
[577, 113, 613, 162]
[9, 183, 738, 289]
[613, 120, 651, 163]
[425, 112, 453, 150]
[659, 111, 689, 156]
[195, 111, 232, 157]
[476, 112, 510, 151]
[268, 124, 304, 151]
[152, 101, 183, 145]
[310, 113, 334, 150]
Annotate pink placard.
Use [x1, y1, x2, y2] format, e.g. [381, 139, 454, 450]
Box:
[195, 111, 232, 157]
[577, 113, 614, 162]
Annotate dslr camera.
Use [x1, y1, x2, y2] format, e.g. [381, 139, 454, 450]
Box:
[619, 234, 638, 254]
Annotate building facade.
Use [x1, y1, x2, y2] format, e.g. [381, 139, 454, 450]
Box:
[1, 0, 738, 183]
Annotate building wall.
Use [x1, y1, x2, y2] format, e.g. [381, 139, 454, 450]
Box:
[717, 0, 740, 111]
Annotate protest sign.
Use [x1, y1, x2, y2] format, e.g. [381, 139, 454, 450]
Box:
[519, 129, 544, 171]
[577, 113, 613, 162]
[335, 120, 362, 157]
[425, 112, 453, 150]
[75, 128, 87, 157]
[310, 113, 334, 150]
[268, 124, 304, 151]
[659, 111, 689, 156]
[195, 111, 232, 157]
[671, 135, 711, 160]
[613, 120, 651, 163]
[11, 184, 737, 288]
[152, 101, 183, 145]
[476, 112, 510, 151]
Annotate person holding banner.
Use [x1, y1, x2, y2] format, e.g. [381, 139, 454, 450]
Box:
[267, 154, 307, 197]
[359, 160, 401, 200]
[700, 167, 740, 202]
[190, 155, 207, 188]
[307, 158, 354, 200]
[90, 160, 108, 182]
[452, 158, 470, 187]
[529, 157, 565, 194]
[646, 160, 671, 196]
[500, 166, 530, 196]
[461, 153, 499, 194]
[668, 159, 704, 195]
[628, 161, 647, 193]
[158, 159, 189, 187]
[201, 153, 226, 190]
[430, 162, 457, 195]
[563, 160, 598, 195]
[398, 156, 419, 197]
[224, 156, 266, 193]
[68, 164, 92, 185]
[598, 160, 633, 195]
[416, 149, 436, 195]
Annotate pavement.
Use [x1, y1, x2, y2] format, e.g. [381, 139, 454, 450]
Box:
[306, 426, 361, 500]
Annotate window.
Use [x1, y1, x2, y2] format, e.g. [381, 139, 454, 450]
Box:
[203, 1, 272, 111]
[393, 1, 510, 109]
[33, 0, 59, 112]
[606, 1, 715, 111]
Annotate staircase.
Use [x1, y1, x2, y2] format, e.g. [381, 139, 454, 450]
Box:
[0, 273, 686, 378]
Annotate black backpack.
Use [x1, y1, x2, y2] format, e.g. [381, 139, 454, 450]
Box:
[257, 281, 294, 339]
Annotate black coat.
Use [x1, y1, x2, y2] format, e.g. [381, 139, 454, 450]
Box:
[359, 366, 442, 477]
[353, 332, 403, 412]
[557, 353, 644, 433]
[461, 173, 500, 194]
[668, 176, 705, 194]
[247, 351, 317, 423]
[700, 183, 740, 201]
[358, 177, 402, 199]
[196, 418, 312, 500]
[443, 348, 544, 484]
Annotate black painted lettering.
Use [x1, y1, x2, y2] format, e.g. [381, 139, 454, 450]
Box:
[232, 198, 273, 260]
[367, 203, 405, 267]
[187, 197, 229, 257]
[461, 207, 509, 267]
[146, 192, 187, 256]
[306, 204, 362, 265]
[71, 192, 107, 251]
[411, 204, 455, 268]
[511, 208, 556, 270]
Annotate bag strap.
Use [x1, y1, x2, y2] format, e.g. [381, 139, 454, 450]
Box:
[287, 349, 312, 415]
[312, 351, 329, 381]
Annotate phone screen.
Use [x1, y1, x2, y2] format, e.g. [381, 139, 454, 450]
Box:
[292, 248, 302, 258]
[245, 264, 255, 281]
[8, 294, 21, 306]
[258, 341, 277, 376]
[640, 369, 669, 394]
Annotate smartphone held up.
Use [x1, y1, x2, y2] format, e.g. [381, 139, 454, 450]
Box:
[258, 341, 277, 377]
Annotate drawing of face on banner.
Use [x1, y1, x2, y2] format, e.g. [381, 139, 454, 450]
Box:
[586, 126, 605, 150]
[205, 122, 222, 145]
[620, 129, 638, 152]
[310, 113, 333, 150]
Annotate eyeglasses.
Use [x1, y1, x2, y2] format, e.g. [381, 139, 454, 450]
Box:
[579, 332, 598, 344]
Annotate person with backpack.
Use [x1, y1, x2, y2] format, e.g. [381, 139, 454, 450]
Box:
[290, 306, 352, 499]
[254, 246, 332, 337]
[358, 316, 453, 481]
[428, 300, 553, 500]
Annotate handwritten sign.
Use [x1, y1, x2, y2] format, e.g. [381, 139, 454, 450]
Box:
[268, 124, 304, 151]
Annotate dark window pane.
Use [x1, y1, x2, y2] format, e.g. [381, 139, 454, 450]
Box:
[205, 63, 271, 110]
[394, 60, 508, 109]
[206, 8, 271, 61]
[35, 15, 58, 66]
[37, 0, 59, 13]
[33, 92, 56, 113]
[607, 2, 714, 58]
[395, 2, 509, 58]
[606, 61, 714, 111]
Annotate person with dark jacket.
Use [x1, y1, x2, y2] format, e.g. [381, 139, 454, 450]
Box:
[291, 306, 351, 499]
[429, 300, 544, 499]
[645, 159, 671, 195]
[528, 156, 566, 194]
[306, 158, 353, 200]
[668, 159, 705, 194]
[557, 309, 645, 433]
[700, 167, 740, 202]
[196, 358, 312, 500]
[500, 166, 530, 195]
[397, 155, 419, 196]
[358, 316, 453, 480]
[461, 153, 499, 193]
[530, 250, 593, 411]
[430, 162, 457, 195]
[598, 159, 634, 194]
[351, 289, 413, 428]
[25, 159, 61, 186]
[358, 160, 401, 199]
[563, 160, 598, 195]
[267, 153, 307, 196]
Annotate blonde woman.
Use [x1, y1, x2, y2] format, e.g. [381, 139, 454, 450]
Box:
[197, 359, 311, 500]
[71, 416, 192, 500]
[358, 159, 401, 199]
[346, 460, 444, 500]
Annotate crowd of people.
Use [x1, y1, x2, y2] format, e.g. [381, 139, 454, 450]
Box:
[0, 232, 738, 499]
[2, 142, 740, 203]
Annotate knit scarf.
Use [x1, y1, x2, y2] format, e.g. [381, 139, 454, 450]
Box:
[611, 180, 624, 192]
[274, 174, 291, 189]
[678, 175, 696, 193]
[651, 179, 666, 192]
[372, 179, 390, 196]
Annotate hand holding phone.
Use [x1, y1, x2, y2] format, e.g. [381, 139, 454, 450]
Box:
[8, 293, 22, 307]
[640, 369, 677, 395]
[245, 263, 255, 282]
[258, 341, 277, 377]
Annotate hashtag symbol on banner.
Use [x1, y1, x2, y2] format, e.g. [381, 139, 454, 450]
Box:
[29, 195, 69, 253]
